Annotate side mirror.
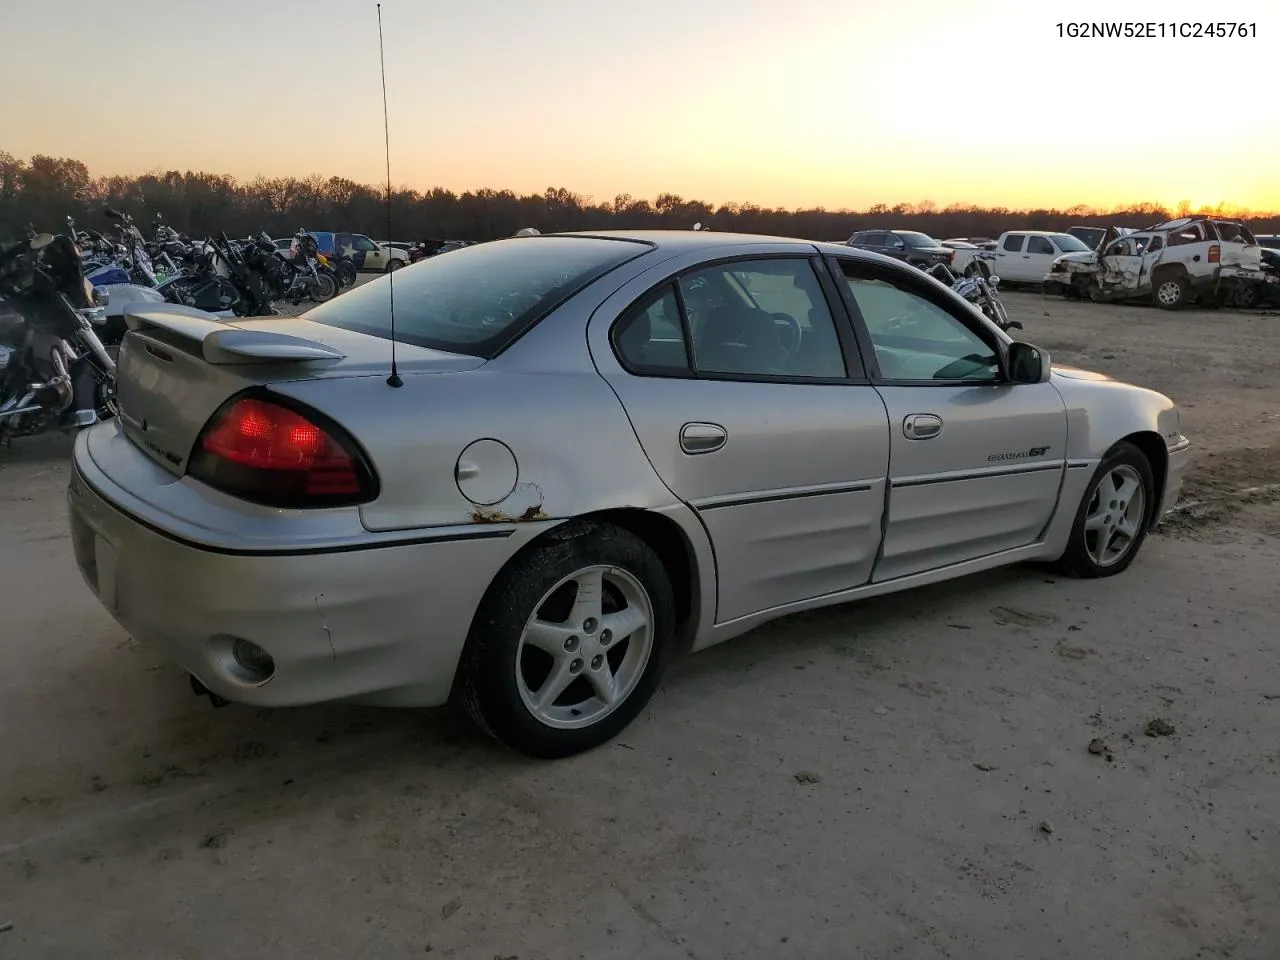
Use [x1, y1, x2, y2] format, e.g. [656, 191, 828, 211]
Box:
[93, 286, 110, 306]
[1007, 341, 1050, 383]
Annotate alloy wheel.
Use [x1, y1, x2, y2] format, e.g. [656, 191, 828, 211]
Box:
[515, 565, 654, 730]
[1083, 464, 1146, 567]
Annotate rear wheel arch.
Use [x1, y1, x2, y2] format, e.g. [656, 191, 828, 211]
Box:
[584, 508, 701, 651]
[457, 509, 702, 674]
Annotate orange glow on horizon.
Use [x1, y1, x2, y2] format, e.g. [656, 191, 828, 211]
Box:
[2, 0, 1276, 215]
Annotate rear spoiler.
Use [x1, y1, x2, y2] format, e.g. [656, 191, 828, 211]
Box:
[123, 304, 345, 365]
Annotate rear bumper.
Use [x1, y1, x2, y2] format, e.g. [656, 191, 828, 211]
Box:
[67, 432, 525, 709]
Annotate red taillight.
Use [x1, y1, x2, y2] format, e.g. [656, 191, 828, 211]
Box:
[1208, 244, 1221, 263]
[948, 250, 956, 263]
[188, 395, 376, 507]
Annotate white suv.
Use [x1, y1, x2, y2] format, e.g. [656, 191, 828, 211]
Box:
[1045, 217, 1270, 309]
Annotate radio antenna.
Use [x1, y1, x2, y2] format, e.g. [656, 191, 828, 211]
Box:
[377, 3, 402, 388]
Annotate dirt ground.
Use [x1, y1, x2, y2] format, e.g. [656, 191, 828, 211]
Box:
[1, 290, 1278, 960]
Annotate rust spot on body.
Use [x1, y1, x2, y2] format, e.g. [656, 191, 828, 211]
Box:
[469, 505, 549, 524]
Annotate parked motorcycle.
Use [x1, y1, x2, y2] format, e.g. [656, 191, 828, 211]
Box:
[924, 258, 1021, 331]
[0, 232, 119, 442]
[158, 237, 252, 317]
[270, 229, 338, 304]
[102, 206, 160, 287]
[66, 215, 170, 340]
[146, 213, 187, 282]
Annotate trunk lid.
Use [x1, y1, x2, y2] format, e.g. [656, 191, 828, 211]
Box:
[115, 305, 484, 477]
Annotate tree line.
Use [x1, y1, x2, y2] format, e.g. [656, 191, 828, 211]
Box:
[3, 151, 1278, 245]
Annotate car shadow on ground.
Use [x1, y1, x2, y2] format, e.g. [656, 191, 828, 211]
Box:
[0, 432, 75, 466]
[3, 558, 1046, 867]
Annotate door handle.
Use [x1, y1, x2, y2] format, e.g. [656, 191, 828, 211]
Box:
[903, 414, 943, 440]
[680, 422, 727, 454]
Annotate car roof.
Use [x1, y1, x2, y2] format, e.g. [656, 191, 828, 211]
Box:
[545, 229, 894, 263]
[554, 229, 823, 252]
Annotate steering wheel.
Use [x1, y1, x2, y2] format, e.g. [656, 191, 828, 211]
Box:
[770, 312, 803, 358]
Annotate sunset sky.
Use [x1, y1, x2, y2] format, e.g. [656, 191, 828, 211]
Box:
[3, 0, 1276, 211]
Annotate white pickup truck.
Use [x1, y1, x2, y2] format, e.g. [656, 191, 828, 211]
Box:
[1043, 216, 1272, 309]
[988, 230, 1095, 284]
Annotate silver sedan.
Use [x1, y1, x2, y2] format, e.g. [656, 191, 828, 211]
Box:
[67, 231, 1191, 757]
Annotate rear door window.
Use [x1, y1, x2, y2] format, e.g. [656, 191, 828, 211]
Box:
[613, 258, 853, 381]
[1168, 223, 1206, 245]
[1002, 234, 1026, 252]
[681, 259, 849, 379]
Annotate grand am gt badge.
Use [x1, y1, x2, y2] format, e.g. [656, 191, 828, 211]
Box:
[988, 446, 1050, 462]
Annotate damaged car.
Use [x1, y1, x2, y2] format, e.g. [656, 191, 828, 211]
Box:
[1066, 225, 1136, 252]
[1045, 217, 1273, 309]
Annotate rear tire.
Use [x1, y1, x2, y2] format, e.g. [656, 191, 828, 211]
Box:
[1052, 441, 1155, 579]
[386, 258, 405, 273]
[457, 521, 676, 758]
[1232, 283, 1259, 309]
[309, 273, 338, 303]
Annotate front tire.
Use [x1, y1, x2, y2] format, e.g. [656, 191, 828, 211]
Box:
[1053, 441, 1155, 578]
[457, 522, 676, 758]
[1153, 274, 1188, 310]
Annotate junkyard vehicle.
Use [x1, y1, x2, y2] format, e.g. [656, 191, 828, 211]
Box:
[335, 232, 407, 273]
[1045, 217, 1271, 309]
[67, 231, 1189, 758]
[991, 231, 1094, 283]
[846, 230, 954, 269]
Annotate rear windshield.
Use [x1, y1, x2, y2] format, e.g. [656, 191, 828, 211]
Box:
[304, 236, 651, 358]
[1069, 227, 1104, 246]
[897, 231, 940, 248]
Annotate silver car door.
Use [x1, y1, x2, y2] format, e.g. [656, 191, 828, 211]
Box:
[828, 255, 1067, 583]
[588, 250, 890, 625]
